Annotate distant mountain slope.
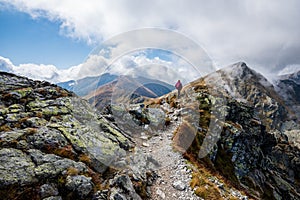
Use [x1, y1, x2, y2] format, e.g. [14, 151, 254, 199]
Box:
[57, 73, 117, 96]
[85, 75, 174, 111]
[275, 71, 300, 120]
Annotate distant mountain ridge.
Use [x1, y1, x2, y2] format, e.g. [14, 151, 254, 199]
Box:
[57, 73, 118, 96]
[58, 73, 174, 102]
[84, 75, 175, 110]
[274, 70, 300, 120]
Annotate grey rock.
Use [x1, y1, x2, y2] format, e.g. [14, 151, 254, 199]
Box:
[111, 175, 142, 200]
[109, 187, 127, 200]
[93, 190, 109, 200]
[42, 196, 62, 200]
[0, 148, 36, 187]
[28, 149, 62, 165]
[27, 127, 69, 149]
[156, 188, 166, 199]
[40, 183, 59, 198]
[65, 175, 93, 197]
[142, 142, 150, 147]
[172, 180, 186, 191]
[0, 129, 26, 143]
[28, 149, 88, 180]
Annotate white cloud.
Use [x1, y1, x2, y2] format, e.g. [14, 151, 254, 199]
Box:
[1, 0, 300, 75]
[0, 56, 62, 82]
[1, 50, 196, 85]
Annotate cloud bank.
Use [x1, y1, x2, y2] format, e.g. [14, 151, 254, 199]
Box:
[1, 0, 300, 76]
[0, 50, 195, 85]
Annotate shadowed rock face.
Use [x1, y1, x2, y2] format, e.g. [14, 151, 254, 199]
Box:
[168, 63, 300, 199]
[275, 71, 300, 120]
[0, 72, 152, 200]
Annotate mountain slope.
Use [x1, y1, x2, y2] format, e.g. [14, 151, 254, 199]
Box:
[153, 62, 300, 199]
[85, 75, 174, 111]
[275, 71, 300, 120]
[57, 73, 118, 96]
[201, 62, 292, 130]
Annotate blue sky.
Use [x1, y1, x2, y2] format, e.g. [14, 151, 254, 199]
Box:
[0, 0, 300, 78]
[0, 7, 92, 69]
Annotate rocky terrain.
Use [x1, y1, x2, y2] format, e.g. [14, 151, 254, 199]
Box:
[275, 70, 300, 120]
[1, 62, 300, 200]
[164, 62, 300, 199]
[0, 71, 157, 200]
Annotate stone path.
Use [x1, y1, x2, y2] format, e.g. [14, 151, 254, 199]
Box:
[129, 96, 249, 200]
[135, 103, 201, 200]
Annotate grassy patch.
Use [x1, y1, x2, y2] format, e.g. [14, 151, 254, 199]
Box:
[190, 171, 222, 200]
[66, 167, 79, 176]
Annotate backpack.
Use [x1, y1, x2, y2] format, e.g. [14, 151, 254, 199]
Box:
[175, 81, 182, 90]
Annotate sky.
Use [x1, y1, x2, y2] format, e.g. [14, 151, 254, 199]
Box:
[0, 0, 300, 82]
[0, 5, 91, 69]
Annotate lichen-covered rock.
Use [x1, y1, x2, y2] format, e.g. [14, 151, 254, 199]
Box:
[39, 183, 59, 199]
[109, 175, 142, 200]
[0, 148, 36, 187]
[181, 85, 300, 199]
[0, 72, 145, 199]
[165, 64, 300, 200]
[65, 175, 93, 198]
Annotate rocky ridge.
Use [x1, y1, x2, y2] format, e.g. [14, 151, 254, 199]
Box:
[164, 63, 300, 199]
[0, 72, 156, 200]
[138, 98, 249, 200]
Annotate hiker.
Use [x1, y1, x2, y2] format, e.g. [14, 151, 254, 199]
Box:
[175, 80, 182, 98]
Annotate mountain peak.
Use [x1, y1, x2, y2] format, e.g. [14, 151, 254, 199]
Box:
[221, 61, 253, 77]
[232, 61, 247, 68]
[201, 62, 289, 128]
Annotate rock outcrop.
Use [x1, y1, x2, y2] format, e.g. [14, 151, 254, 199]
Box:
[167, 63, 300, 199]
[0, 72, 153, 200]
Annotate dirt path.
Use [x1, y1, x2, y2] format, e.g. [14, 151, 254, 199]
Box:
[135, 103, 201, 200]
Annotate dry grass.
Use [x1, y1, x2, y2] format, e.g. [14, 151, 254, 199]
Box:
[190, 170, 222, 200]
[0, 124, 11, 132]
[144, 98, 163, 107]
[35, 112, 43, 118]
[66, 167, 79, 176]
[79, 154, 91, 164]
[52, 145, 76, 160]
